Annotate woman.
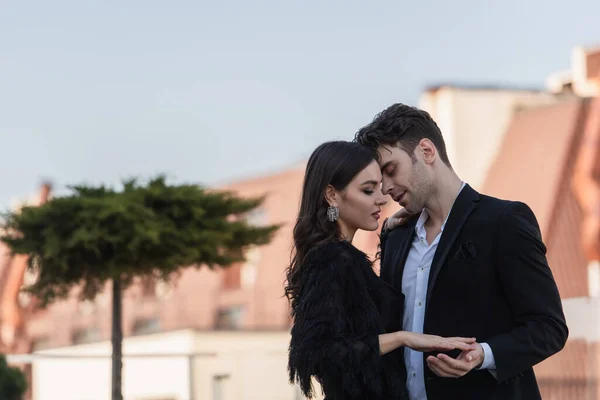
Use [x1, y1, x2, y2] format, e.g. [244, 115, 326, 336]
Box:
[285, 141, 475, 399]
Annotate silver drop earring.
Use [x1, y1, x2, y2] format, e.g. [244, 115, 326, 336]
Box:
[327, 205, 339, 222]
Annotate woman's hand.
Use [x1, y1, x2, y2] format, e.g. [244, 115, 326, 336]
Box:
[383, 208, 414, 231]
[401, 332, 477, 353]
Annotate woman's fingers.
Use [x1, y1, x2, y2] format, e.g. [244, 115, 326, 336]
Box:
[386, 208, 414, 230]
[447, 337, 476, 343]
[393, 208, 412, 219]
[432, 337, 477, 351]
[453, 341, 477, 351]
[447, 337, 477, 346]
[435, 341, 455, 350]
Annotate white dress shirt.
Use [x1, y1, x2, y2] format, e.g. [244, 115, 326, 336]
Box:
[402, 183, 495, 400]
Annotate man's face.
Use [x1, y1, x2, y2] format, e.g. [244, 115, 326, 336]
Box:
[377, 145, 431, 214]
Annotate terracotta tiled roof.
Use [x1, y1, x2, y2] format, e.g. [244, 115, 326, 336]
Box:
[423, 83, 545, 93]
[482, 99, 586, 236]
[536, 339, 599, 399]
[482, 99, 592, 299]
[545, 188, 589, 298]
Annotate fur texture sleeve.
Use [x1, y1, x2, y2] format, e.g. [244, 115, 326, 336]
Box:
[288, 242, 385, 399]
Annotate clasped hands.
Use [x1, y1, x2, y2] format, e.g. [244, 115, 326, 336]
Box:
[403, 332, 485, 378]
[386, 208, 486, 378]
[426, 342, 485, 378]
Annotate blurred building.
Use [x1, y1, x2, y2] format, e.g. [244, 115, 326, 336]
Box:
[26, 330, 298, 400]
[483, 45, 600, 399]
[547, 46, 600, 97]
[3, 45, 600, 400]
[418, 84, 564, 189]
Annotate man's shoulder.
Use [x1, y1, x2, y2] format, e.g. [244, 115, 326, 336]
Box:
[475, 192, 539, 226]
[477, 192, 521, 214]
[478, 192, 510, 206]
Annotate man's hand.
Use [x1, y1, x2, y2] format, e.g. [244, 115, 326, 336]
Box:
[426, 343, 485, 378]
[383, 208, 414, 231]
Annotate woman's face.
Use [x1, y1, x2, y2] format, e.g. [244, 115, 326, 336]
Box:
[330, 160, 388, 236]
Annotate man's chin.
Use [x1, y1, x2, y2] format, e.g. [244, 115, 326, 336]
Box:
[402, 204, 420, 216]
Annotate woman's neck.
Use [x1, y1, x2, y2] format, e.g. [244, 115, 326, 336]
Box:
[338, 221, 356, 243]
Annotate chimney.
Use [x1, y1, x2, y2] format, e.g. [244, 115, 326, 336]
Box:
[547, 45, 600, 97]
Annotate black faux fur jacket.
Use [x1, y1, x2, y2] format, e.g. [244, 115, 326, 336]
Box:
[288, 240, 408, 400]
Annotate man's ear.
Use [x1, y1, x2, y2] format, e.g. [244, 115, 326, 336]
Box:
[418, 138, 437, 164]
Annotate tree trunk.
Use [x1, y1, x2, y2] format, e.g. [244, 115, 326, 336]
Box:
[111, 278, 123, 400]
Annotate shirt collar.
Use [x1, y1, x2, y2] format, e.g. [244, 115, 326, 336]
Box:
[415, 182, 466, 237]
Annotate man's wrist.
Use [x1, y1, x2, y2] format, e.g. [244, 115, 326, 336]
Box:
[476, 342, 496, 370]
[475, 346, 484, 369]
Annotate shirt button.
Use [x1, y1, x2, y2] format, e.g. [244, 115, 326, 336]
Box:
[418, 302, 422, 307]
[412, 373, 416, 377]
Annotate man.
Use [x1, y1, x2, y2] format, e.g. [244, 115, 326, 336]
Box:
[354, 103, 568, 400]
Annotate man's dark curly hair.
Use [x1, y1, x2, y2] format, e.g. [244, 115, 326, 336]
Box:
[353, 103, 452, 168]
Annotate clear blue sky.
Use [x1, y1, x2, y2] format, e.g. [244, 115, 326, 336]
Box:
[1, 0, 598, 207]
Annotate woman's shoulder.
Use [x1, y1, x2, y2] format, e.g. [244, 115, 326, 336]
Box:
[296, 241, 373, 307]
[301, 240, 371, 282]
[306, 240, 367, 265]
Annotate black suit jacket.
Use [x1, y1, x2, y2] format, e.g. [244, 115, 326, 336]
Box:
[379, 184, 568, 400]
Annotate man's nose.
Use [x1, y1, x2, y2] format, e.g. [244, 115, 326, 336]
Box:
[376, 195, 388, 206]
[381, 178, 392, 195]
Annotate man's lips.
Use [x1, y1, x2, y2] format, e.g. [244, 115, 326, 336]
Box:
[393, 191, 407, 203]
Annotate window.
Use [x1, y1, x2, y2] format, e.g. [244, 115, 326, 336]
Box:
[18, 269, 39, 307]
[140, 279, 156, 298]
[221, 263, 241, 290]
[77, 300, 97, 316]
[155, 280, 172, 299]
[72, 327, 101, 344]
[588, 260, 599, 297]
[246, 208, 268, 226]
[212, 374, 230, 400]
[215, 306, 245, 330]
[31, 336, 52, 351]
[241, 246, 260, 288]
[132, 318, 161, 335]
[222, 245, 261, 290]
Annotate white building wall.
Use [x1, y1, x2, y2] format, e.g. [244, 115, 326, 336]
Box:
[31, 330, 305, 400]
[419, 87, 560, 190]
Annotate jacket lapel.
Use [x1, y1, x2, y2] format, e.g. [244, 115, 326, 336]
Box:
[386, 215, 418, 292]
[425, 185, 480, 312]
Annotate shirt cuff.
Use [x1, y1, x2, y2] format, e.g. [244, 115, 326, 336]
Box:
[477, 342, 496, 370]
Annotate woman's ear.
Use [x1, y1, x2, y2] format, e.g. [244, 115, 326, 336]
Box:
[324, 185, 337, 207]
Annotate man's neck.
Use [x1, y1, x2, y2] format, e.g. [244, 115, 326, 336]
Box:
[423, 173, 463, 228]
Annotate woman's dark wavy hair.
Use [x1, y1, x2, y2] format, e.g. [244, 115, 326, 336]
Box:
[284, 141, 374, 305]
